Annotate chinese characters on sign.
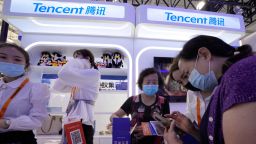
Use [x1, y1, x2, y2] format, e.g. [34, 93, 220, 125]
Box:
[100, 80, 127, 91]
[85, 6, 106, 16]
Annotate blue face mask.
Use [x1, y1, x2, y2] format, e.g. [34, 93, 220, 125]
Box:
[0, 62, 25, 77]
[143, 85, 159, 96]
[188, 57, 218, 91]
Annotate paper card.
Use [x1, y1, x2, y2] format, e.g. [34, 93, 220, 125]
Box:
[64, 120, 86, 144]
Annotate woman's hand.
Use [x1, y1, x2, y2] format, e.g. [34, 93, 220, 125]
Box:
[164, 120, 183, 144]
[0, 119, 10, 129]
[0, 119, 5, 128]
[165, 111, 195, 134]
[165, 112, 201, 142]
[133, 125, 144, 140]
[109, 113, 120, 123]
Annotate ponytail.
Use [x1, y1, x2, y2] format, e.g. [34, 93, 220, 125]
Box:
[222, 44, 253, 73]
[91, 61, 98, 70]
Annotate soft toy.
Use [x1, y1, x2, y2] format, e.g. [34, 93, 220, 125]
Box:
[112, 52, 123, 68]
[101, 52, 112, 68]
[57, 56, 67, 66]
[51, 52, 62, 66]
[38, 51, 52, 66]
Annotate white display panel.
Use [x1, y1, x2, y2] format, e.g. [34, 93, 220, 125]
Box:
[135, 23, 244, 43]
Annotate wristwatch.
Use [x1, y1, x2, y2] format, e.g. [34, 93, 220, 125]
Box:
[4, 119, 11, 128]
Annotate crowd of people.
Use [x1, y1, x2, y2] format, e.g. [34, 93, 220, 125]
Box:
[0, 34, 255, 144]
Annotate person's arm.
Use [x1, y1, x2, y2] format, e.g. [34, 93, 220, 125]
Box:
[52, 78, 72, 92]
[110, 97, 133, 122]
[110, 109, 127, 122]
[223, 102, 256, 144]
[220, 58, 256, 144]
[57, 59, 100, 88]
[5, 83, 50, 130]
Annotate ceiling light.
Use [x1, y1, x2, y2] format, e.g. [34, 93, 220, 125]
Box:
[197, 0, 206, 10]
[233, 6, 244, 15]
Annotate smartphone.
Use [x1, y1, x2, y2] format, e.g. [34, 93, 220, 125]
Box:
[152, 112, 171, 128]
[152, 112, 184, 135]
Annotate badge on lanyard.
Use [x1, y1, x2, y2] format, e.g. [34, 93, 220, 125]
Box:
[138, 105, 145, 113]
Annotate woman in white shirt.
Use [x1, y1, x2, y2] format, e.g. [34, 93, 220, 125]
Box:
[53, 49, 100, 144]
[167, 58, 213, 141]
[0, 43, 50, 144]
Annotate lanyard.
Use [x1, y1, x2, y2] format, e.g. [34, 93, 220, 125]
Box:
[196, 96, 201, 126]
[0, 78, 29, 118]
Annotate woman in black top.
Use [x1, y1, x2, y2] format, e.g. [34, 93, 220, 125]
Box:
[110, 68, 170, 144]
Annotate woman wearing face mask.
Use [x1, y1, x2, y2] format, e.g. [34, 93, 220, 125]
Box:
[0, 43, 50, 143]
[53, 49, 100, 144]
[164, 35, 256, 144]
[110, 68, 170, 144]
[165, 58, 214, 142]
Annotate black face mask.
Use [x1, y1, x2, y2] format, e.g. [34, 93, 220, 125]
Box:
[184, 82, 201, 91]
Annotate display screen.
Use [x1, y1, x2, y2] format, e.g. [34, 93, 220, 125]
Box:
[154, 57, 173, 78]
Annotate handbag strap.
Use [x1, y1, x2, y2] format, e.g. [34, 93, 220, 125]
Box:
[0, 78, 29, 118]
[41, 115, 55, 133]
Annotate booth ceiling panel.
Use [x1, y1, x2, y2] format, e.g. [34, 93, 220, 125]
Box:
[127, 0, 256, 27]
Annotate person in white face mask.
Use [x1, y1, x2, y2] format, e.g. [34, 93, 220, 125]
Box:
[164, 35, 256, 144]
[0, 43, 50, 144]
[110, 68, 170, 144]
[53, 49, 100, 144]
[164, 58, 214, 143]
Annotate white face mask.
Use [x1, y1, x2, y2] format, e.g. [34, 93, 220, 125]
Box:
[188, 55, 218, 91]
[75, 58, 91, 69]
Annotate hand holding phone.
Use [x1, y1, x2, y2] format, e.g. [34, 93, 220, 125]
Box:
[152, 112, 171, 129]
[152, 112, 184, 136]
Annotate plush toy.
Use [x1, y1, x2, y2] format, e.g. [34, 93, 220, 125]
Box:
[38, 51, 52, 66]
[58, 56, 67, 66]
[112, 52, 123, 68]
[101, 52, 112, 68]
[50, 52, 61, 66]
